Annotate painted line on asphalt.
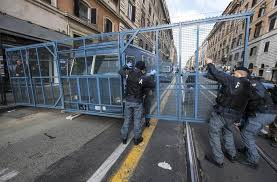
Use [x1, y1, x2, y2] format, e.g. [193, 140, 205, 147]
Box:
[109, 83, 173, 182]
[87, 79, 174, 182]
[0, 168, 19, 182]
[109, 118, 158, 182]
[87, 132, 134, 182]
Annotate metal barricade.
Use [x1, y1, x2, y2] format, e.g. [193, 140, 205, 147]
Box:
[5, 12, 252, 122]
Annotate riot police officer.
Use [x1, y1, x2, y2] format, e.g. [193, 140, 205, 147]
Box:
[238, 77, 277, 169]
[119, 61, 155, 145]
[204, 58, 251, 168]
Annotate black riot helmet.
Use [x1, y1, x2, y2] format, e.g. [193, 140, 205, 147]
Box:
[135, 61, 146, 71]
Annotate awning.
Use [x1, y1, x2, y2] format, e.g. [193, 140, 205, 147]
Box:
[0, 13, 68, 41]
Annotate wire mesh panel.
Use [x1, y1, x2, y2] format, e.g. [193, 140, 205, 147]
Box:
[6, 43, 62, 108]
[5, 13, 252, 122]
[56, 33, 123, 117]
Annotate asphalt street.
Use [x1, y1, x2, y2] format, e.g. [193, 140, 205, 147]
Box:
[0, 77, 276, 182]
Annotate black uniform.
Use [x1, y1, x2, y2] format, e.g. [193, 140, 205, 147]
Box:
[206, 63, 251, 165]
[119, 63, 155, 144]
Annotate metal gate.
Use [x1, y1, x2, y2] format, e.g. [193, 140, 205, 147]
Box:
[6, 43, 63, 108]
[5, 12, 252, 122]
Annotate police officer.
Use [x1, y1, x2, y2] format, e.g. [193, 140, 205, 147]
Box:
[119, 61, 155, 145]
[238, 77, 277, 169]
[204, 58, 251, 168]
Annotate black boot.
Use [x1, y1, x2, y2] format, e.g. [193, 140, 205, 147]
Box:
[205, 154, 224, 168]
[237, 147, 247, 154]
[133, 137, 143, 145]
[225, 153, 237, 163]
[122, 138, 127, 144]
[237, 154, 259, 169]
[145, 121, 150, 127]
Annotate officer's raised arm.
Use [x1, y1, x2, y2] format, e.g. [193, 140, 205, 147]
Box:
[205, 58, 230, 84]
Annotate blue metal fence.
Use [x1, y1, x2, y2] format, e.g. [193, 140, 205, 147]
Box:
[5, 13, 252, 122]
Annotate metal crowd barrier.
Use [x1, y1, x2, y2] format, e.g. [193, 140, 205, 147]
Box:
[5, 12, 252, 122]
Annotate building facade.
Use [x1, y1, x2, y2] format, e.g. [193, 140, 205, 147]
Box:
[205, 0, 277, 81]
[0, 0, 175, 76]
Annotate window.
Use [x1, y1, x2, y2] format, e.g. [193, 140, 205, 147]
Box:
[274, 0, 277, 7]
[269, 14, 277, 31]
[74, 0, 97, 24]
[141, 11, 145, 27]
[231, 38, 236, 49]
[79, 1, 89, 21]
[42, 0, 52, 4]
[104, 18, 113, 32]
[149, 6, 152, 15]
[94, 55, 119, 74]
[250, 46, 257, 56]
[248, 63, 254, 69]
[128, 0, 136, 22]
[264, 41, 270, 52]
[237, 34, 242, 46]
[254, 22, 262, 38]
[91, 8, 97, 24]
[250, 15, 253, 23]
[234, 53, 239, 61]
[251, 0, 257, 7]
[139, 39, 143, 47]
[241, 51, 245, 59]
[258, 3, 266, 18]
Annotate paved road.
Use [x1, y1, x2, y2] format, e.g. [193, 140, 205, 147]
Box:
[0, 107, 121, 182]
[0, 76, 276, 182]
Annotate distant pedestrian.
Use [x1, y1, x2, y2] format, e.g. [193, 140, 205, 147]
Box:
[205, 58, 251, 168]
[119, 61, 155, 145]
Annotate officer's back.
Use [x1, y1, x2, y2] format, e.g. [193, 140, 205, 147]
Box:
[207, 63, 251, 118]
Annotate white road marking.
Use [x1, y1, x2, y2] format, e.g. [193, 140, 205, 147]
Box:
[87, 79, 175, 182]
[87, 132, 134, 182]
[0, 169, 8, 176]
[0, 169, 19, 182]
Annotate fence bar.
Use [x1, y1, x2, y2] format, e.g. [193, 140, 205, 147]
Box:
[19, 50, 31, 104]
[194, 25, 200, 119]
[25, 48, 36, 106]
[243, 16, 251, 67]
[53, 42, 64, 108]
[177, 23, 182, 119]
[35, 48, 46, 105]
[155, 30, 161, 115]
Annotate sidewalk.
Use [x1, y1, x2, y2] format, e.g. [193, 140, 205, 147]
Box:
[0, 92, 17, 113]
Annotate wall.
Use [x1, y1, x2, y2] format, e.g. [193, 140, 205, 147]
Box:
[0, 0, 68, 34]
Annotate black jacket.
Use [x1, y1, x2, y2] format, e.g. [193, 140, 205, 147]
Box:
[119, 66, 155, 103]
[246, 78, 276, 115]
[207, 63, 251, 118]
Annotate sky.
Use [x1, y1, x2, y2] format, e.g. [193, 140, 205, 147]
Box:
[165, 0, 233, 66]
[166, 0, 233, 23]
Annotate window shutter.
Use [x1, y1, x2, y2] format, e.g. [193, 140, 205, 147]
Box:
[132, 6, 136, 22]
[74, 0, 80, 17]
[91, 8, 97, 24]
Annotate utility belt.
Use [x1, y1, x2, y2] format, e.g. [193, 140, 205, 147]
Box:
[125, 95, 143, 103]
[257, 105, 277, 114]
[214, 105, 242, 120]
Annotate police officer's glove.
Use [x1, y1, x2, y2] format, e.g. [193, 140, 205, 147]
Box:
[150, 69, 157, 75]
